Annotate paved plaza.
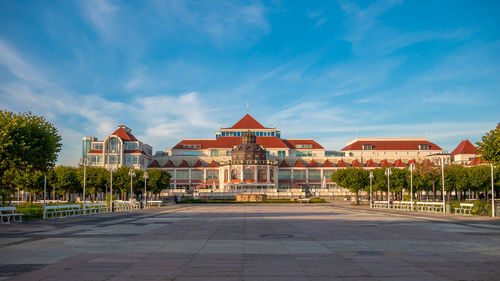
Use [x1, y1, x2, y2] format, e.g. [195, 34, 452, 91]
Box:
[1, 204, 499, 281]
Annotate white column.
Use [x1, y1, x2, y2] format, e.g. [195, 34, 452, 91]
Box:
[203, 169, 207, 182]
[174, 169, 177, 188]
[254, 166, 258, 182]
[320, 169, 324, 181]
[306, 169, 309, 184]
[266, 166, 271, 183]
[189, 169, 192, 185]
[240, 166, 244, 180]
[291, 168, 294, 181]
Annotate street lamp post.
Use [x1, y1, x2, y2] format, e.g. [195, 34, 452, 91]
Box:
[82, 157, 87, 214]
[109, 165, 115, 212]
[128, 168, 135, 203]
[409, 163, 415, 211]
[441, 158, 446, 214]
[143, 171, 148, 209]
[385, 168, 392, 209]
[491, 163, 495, 218]
[43, 174, 47, 219]
[369, 172, 374, 208]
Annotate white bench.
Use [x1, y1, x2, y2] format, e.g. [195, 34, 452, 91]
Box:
[146, 201, 162, 207]
[83, 203, 109, 214]
[372, 201, 389, 208]
[0, 207, 24, 224]
[416, 202, 444, 213]
[45, 204, 81, 219]
[392, 201, 413, 211]
[113, 201, 140, 212]
[454, 203, 473, 215]
[298, 198, 310, 204]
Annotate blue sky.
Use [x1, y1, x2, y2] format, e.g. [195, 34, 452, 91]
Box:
[0, 0, 499, 165]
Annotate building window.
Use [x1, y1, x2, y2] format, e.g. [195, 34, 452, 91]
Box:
[278, 170, 291, 180]
[207, 171, 218, 180]
[323, 170, 334, 180]
[296, 151, 312, 157]
[191, 170, 203, 180]
[105, 155, 120, 164]
[176, 171, 189, 180]
[294, 170, 306, 180]
[296, 144, 313, 149]
[309, 170, 321, 180]
[278, 151, 286, 157]
[266, 151, 270, 157]
[184, 151, 201, 156]
[362, 144, 373, 150]
[106, 138, 119, 153]
[125, 155, 139, 165]
[211, 150, 219, 157]
[125, 142, 138, 150]
[226, 151, 231, 156]
[183, 144, 201, 149]
[244, 168, 254, 180]
[419, 144, 430, 150]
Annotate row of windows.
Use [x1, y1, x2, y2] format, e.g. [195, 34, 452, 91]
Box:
[296, 144, 313, 148]
[174, 170, 219, 180]
[184, 151, 201, 156]
[220, 131, 276, 137]
[296, 151, 312, 157]
[92, 143, 103, 150]
[124, 142, 138, 150]
[278, 170, 333, 180]
[183, 144, 201, 149]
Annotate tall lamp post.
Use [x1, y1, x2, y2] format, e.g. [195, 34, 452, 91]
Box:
[82, 157, 87, 214]
[109, 165, 115, 211]
[441, 158, 446, 214]
[128, 168, 135, 202]
[369, 172, 374, 208]
[491, 163, 495, 218]
[385, 168, 392, 209]
[409, 163, 415, 211]
[143, 171, 148, 209]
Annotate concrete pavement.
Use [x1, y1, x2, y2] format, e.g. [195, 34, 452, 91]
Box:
[1, 204, 499, 280]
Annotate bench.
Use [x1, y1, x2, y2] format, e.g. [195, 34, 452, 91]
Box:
[83, 203, 109, 215]
[416, 202, 444, 213]
[372, 201, 389, 208]
[298, 198, 310, 204]
[0, 207, 24, 224]
[454, 203, 473, 215]
[44, 204, 81, 219]
[113, 201, 140, 212]
[392, 201, 413, 211]
[146, 201, 162, 207]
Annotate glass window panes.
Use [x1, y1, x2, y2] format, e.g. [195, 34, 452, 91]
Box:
[278, 170, 291, 180]
[294, 170, 306, 180]
[176, 171, 189, 180]
[309, 170, 321, 180]
[207, 171, 218, 179]
[191, 170, 203, 180]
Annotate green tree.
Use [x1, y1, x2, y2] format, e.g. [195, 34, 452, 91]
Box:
[332, 167, 369, 204]
[0, 110, 62, 203]
[476, 123, 500, 165]
[147, 169, 170, 197]
[468, 165, 491, 196]
[413, 165, 440, 201]
[51, 166, 78, 199]
[391, 168, 409, 199]
[444, 165, 469, 200]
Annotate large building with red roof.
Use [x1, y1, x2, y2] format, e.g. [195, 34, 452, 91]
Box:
[82, 125, 153, 170]
[82, 115, 482, 192]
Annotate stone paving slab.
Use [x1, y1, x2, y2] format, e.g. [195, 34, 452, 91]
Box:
[1, 204, 499, 280]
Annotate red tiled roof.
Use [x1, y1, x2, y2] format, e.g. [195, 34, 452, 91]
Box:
[308, 160, 319, 167]
[225, 114, 270, 129]
[468, 157, 485, 166]
[337, 159, 348, 168]
[112, 127, 138, 141]
[207, 160, 219, 167]
[177, 160, 190, 168]
[148, 160, 160, 168]
[173, 136, 288, 149]
[322, 160, 335, 167]
[351, 159, 364, 167]
[294, 160, 307, 167]
[365, 159, 378, 167]
[342, 140, 442, 151]
[451, 140, 477, 155]
[279, 160, 289, 167]
[282, 139, 324, 150]
[408, 159, 417, 166]
[87, 150, 103, 154]
[379, 159, 392, 167]
[193, 160, 205, 167]
[163, 160, 175, 168]
[394, 159, 407, 168]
